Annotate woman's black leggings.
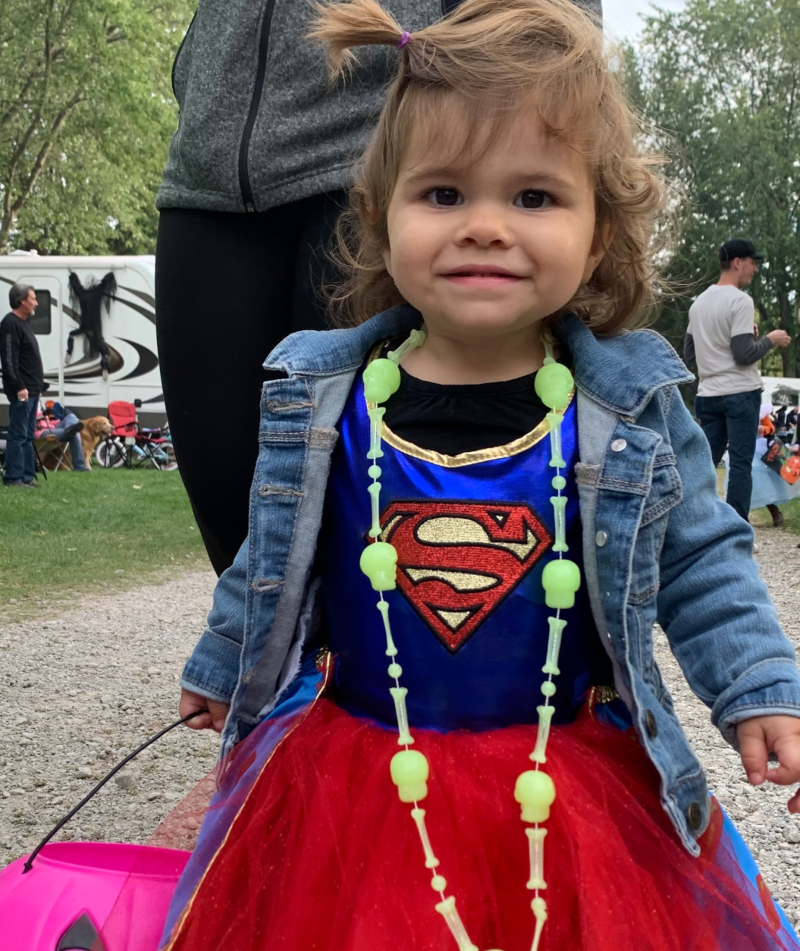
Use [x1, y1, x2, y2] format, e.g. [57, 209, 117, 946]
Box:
[155, 192, 346, 576]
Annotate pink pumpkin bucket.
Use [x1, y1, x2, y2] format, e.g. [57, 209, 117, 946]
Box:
[0, 841, 189, 951]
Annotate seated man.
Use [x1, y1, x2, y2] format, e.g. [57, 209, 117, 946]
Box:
[37, 412, 90, 471]
[52, 413, 89, 471]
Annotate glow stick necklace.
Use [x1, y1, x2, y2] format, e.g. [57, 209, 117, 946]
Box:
[359, 325, 578, 951]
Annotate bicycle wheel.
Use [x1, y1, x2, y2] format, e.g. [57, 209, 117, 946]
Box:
[95, 438, 125, 468]
[159, 442, 179, 471]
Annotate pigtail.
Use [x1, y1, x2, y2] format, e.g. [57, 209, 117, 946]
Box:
[309, 0, 407, 81]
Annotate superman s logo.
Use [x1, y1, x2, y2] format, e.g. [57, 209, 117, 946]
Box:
[380, 500, 552, 652]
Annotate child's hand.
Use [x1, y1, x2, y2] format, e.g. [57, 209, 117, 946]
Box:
[179, 687, 230, 733]
[736, 715, 800, 813]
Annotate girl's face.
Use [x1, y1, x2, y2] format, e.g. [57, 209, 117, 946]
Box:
[383, 110, 607, 346]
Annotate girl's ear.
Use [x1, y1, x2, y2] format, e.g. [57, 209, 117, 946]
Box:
[582, 218, 615, 284]
[362, 197, 379, 226]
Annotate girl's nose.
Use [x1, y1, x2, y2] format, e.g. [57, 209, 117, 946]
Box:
[454, 204, 512, 248]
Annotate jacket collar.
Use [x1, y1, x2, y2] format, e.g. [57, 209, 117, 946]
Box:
[558, 313, 693, 417]
[266, 305, 693, 417]
[264, 306, 421, 376]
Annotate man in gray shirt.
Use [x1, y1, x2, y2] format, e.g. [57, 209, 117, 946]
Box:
[684, 239, 791, 520]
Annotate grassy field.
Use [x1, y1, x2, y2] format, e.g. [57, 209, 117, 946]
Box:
[716, 466, 800, 532]
[1, 469, 210, 621]
[3, 465, 797, 624]
[750, 498, 800, 531]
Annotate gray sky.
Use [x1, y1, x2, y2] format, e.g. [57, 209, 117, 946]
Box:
[603, 0, 687, 42]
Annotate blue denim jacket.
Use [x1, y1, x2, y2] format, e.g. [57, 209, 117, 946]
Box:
[182, 306, 800, 854]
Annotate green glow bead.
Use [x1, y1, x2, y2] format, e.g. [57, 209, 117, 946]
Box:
[363, 358, 401, 404]
[514, 769, 556, 823]
[388, 662, 403, 679]
[551, 475, 567, 491]
[535, 362, 574, 411]
[368, 465, 382, 479]
[541, 681, 557, 698]
[390, 749, 429, 802]
[541, 559, 581, 609]
[359, 542, 398, 591]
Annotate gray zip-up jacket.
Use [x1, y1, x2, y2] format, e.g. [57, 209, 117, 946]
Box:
[157, 0, 603, 214]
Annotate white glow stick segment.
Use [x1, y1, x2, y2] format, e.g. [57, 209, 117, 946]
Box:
[368, 482, 383, 538]
[542, 617, 566, 676]
[411, 807, 440, 869]
[525, 827, 547, 890]
[376, 600, 398, 656]
[389, 686, 414, 746]
[367, 406, 386, 460]
[530, 705, 555, 765]
[550, 495, 568, 553]
[546, 412, 565, 468]
[530, 897, 548, 951]
[435, 896, 479, 951]
[387, 327, 427, 364]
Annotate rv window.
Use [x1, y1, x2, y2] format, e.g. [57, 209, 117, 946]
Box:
[29, 290, 52, 335]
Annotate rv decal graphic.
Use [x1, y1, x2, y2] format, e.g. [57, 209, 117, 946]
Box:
[118, 339, 159, 380]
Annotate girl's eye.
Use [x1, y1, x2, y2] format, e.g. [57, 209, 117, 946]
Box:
[516, 190, 552, 210]
[426, 187, 462, 207]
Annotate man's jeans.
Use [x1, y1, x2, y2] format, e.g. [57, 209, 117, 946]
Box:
[53, 413, 89, 471]
[3, 394, 38, 484]
[695, 389, 761, 521]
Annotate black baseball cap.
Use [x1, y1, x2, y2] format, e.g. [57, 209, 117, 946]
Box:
[719, 239, 764, 262]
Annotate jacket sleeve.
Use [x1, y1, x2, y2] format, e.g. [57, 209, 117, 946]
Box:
[180, 537, 248, 703]
[1, 320, 23, 393]
[655, 388, 800, 744]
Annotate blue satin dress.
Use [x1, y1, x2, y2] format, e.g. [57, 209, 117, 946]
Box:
[320, 367, 604, 732]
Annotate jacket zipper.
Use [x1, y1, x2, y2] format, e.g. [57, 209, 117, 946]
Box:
[171, 10, 197, 101]
[239, 0, 278, 213]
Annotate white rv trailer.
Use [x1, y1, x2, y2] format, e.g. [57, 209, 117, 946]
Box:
[0, 252, 163, 425]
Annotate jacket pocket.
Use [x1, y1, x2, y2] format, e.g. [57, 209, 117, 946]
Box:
[640, 454, 682, 527]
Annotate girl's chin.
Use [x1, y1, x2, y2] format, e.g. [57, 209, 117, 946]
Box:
[422, 311, 551, 335]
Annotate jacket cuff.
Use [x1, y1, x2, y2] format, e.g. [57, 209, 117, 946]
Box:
[181, 628, 241, 703]
[712, 658, 800, 744]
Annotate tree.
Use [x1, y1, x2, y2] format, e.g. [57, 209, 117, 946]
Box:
[0, 0, 194, 255]
[630, 0, 800, 376]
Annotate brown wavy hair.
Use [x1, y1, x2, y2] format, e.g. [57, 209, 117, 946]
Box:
[310, 0, 669, 334]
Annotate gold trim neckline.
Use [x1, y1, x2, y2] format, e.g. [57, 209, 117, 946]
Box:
[366, 340, 574, 469]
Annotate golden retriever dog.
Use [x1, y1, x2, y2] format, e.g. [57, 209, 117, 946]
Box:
[78, 416, 113, 469]
[39, 415, 113, 470]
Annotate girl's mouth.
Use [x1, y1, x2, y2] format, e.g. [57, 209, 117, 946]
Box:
[441, 265, 525, 287]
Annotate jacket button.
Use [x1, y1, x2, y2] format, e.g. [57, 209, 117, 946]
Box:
[611, 438, 628, 452]
[644, 709, 658, 738]
[686, 801, 703, 831]
[595, 530, 608, 547]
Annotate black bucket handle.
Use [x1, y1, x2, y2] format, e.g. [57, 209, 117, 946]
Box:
[23, 709, 208, 874]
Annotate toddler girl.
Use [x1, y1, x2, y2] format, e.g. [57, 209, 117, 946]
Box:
[164, 0, 800, 948]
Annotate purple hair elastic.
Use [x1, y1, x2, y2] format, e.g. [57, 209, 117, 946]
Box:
[397, 31, 411, 49]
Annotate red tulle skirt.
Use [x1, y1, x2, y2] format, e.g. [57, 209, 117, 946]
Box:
[164, 697, 794, 951]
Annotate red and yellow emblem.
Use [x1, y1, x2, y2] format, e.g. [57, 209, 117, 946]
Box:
[380, 500, 552, 652]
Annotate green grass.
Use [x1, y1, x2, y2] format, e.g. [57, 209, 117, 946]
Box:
[1, 469, 211, 621]
[750, 497, 800, 532]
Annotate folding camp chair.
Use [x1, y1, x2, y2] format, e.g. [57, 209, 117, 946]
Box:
[33, 401, 71, 472]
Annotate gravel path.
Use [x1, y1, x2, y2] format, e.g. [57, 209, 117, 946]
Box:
[2, 532, 800, 925]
